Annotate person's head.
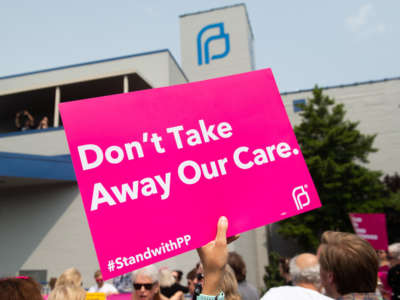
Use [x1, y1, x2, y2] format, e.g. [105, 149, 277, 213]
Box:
[318, 231, 379, 298]
[289, 253, 321, 290]
[40, 116, 49, 127]
[278, 257, 291, 283]
[56, 268, 82, 287]
[172, 270, 183, 283]
[132, 265, 160, 300]
[0, 276, 43, 300]
[377, 249, 388, 261]
[48, 283, 86, 300]
[16, 111, 30, 128]
[228, 252, 246, 283]
[389, 243, 400, 266]
[221, 265, 240, 300]
[186, 268, 197, 295]
[193, 263, 204, 287]
[49, 277, 58, 290]
[192, 263, 204, 296]
[94, 270, 104, 288]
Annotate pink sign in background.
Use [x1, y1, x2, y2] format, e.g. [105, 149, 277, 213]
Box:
[60, 69, 321, 280]
[107, 294, 130, 300]
[349, 213, 388, 250]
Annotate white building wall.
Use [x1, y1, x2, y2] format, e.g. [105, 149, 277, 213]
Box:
[0, 130, 69, 155]
[168, 54, 188, 86]
[180, 4, 254, 82]
[281, 79, 400, 175]
[0, 183, 100, 288]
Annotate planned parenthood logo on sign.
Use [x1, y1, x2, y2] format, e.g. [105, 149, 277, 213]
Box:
[197, 22, 230, 65]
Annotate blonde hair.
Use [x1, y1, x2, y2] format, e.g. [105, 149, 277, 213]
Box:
[56, 268, 83, 287]
[94, 269, 102, 278]
[221, 265, 241, 300]
[48, 283, 86, 300]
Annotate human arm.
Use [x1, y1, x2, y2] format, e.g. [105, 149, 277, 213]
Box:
[196, 216, 239, 296]
[15, 111, 21, 128]
[170, 291, 184, 300]
[24, 110, 35, 127]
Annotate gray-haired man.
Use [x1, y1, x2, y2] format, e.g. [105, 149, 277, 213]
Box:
[261, 253, 332, 300]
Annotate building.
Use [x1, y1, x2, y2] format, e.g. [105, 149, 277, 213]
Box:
[1, 2, 399, 290]
[281, 77, 400, 176]
[0, 4, 269, 290]
[180, 4, 255, 81]
[269, 76, 400, 257]
[0, 49, 188, 286]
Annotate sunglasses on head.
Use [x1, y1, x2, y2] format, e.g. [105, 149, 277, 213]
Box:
[134, 283, 154, 290]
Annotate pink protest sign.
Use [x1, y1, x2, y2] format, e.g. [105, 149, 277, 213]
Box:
[107, 294, 131, 300]
[59, 69, 321, 280]
[349, 213, 388, 250]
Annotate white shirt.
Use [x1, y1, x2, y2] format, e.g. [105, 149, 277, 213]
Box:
[88, 282, 118, 294]
[261, 286, 333, 300]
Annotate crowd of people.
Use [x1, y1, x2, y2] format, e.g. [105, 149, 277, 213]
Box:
[15, 110, 49, 131]
[1, 217, 400, 300]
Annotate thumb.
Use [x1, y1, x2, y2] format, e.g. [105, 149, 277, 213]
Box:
[215, 216, 228, 244]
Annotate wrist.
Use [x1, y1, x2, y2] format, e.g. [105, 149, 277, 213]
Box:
[202, 272, 223, 296]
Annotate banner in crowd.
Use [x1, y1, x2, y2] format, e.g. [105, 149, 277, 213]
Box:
[349, 213, 388, 250]
[106, 294, 131, 300]
[86, 293, 106, 300]
[60, 69, 321, 279]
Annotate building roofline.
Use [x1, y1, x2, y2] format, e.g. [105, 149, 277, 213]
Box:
[280, 76, 400, 96]
[0, 49, 180, 81]
[179, 3, 254, 39]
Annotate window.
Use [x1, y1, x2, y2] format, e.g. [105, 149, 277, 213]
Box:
[293, 99, 306, 113]
[19, 269, 47, 285]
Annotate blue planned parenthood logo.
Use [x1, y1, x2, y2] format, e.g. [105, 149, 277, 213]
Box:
[197, 22, 230, 66]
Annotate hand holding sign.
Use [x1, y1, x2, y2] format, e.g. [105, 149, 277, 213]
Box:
[197, 216, 229, 296]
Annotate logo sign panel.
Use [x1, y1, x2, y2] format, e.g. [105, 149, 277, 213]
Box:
[349, 213, 388, 250]
[197, 22, 230, 65]
[59, 69, 321, 280]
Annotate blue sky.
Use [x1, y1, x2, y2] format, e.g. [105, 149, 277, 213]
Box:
[1, 0, 399, 91]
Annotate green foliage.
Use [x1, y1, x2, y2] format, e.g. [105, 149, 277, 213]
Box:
[263, 252, 285, 292]
[383, 173, 400, 243]
[278, 86, 391, 250]
[383, 173, 400, 193]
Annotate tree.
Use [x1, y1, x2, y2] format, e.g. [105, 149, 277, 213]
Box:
[383, 173, 400, 193]
[263, 252, 286, 292]
[383, 173, 400, 243]
[278, 86, 389, 250]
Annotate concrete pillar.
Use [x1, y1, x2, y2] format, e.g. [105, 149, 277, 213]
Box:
[123, 75, 129, 93]
[53, 87, 61, 127]
[254, 226, 269, 288]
